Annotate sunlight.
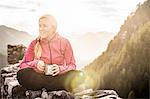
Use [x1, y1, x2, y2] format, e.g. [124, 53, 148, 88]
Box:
[0, 0, 145, 69]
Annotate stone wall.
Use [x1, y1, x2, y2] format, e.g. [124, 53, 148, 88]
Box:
[7, 44, 26, 64]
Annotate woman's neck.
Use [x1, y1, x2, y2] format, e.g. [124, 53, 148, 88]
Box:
[46, 32, 57, 41]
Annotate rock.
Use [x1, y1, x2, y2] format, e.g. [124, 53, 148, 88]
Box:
[7, 44, 26, 64]
[45, 90, 74, 99]
[12, 85, 27, 99]
[74, 89, 121, 99]
[0, 63, 75, 99]
[26, 90, 42, 99]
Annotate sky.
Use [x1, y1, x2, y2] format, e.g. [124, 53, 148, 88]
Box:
[0, 0, 145, 37]
[0, 0, 145, 69]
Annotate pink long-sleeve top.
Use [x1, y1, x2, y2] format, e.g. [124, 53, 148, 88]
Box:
[19, 33, 76, 74]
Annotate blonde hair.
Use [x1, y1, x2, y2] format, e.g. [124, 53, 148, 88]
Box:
[34, 14, 57, 59]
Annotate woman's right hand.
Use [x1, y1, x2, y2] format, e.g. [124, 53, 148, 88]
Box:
[37, 60, 45, 72]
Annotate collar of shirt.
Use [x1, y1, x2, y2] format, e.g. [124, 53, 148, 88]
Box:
[40, 32, 60, 43]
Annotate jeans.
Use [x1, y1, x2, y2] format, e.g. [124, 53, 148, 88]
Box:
[17, 68, 85, 92]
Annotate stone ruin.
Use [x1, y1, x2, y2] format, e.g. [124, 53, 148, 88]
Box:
[7, 44, 26, 64]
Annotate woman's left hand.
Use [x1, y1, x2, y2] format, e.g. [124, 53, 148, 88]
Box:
[51, 64, 60, 76]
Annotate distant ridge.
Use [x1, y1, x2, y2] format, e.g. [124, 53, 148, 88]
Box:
[0, 25, 34, 67]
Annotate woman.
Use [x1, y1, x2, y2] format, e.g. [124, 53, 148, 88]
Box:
[17, 14, 85, 92]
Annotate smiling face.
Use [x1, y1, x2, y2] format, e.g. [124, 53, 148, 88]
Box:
[39, 15, 57, 39]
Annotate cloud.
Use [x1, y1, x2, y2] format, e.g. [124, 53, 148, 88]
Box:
[0, 0, 144, 36]
[96, 6, 118, 17]
[79, 0, 119, 21]
[0, 0, 40, 11]
[85, 0, 115, 6]
[0, 4, 26, 10]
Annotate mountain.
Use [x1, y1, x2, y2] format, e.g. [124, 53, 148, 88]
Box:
[68, 32, 115, 69]
[84, 0, 150, 98]
[0, 25, 114, 69]
[0, 25, 34, 67]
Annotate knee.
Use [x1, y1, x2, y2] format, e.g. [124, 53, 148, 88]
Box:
[16, 68, 44, 90]
[67, 70, 85, 80]
[67, 70, 82, 74]
[17, 68, 32, 76]
[17, 68, 33, 82]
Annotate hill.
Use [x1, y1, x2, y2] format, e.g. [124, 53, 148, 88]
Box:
[0, 25, 34, 67]
[84, 0, 150, 98]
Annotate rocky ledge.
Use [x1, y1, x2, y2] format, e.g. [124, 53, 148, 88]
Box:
[0, 63, 121, 99]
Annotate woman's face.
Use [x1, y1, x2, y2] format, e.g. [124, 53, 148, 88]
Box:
[39, 18, 55, 39]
